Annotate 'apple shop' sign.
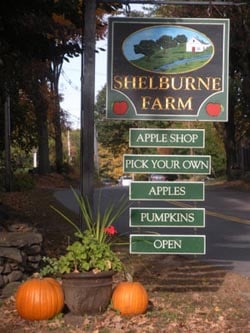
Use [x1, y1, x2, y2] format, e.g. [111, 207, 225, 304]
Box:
[107, 17, 229, 122]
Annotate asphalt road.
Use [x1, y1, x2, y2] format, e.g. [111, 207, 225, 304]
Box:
[54, 183, 250, 276]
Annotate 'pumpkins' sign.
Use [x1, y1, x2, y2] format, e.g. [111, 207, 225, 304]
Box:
[107, 17, 229, 122]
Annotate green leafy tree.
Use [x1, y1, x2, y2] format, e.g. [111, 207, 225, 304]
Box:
[0, 0, 122, 180]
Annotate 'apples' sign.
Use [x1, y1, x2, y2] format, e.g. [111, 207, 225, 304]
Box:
[107, 17, 229, 122]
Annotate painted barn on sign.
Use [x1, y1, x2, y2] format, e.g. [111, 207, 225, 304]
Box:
[186, 37, 211, 53]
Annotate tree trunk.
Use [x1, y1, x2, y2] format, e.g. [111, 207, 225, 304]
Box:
[4, 94, 13, 191]
[224, 91, 237, 181]
[80, 0, 96, 212]
[33, 91, 50, 174]
[51, 60, 63, 173]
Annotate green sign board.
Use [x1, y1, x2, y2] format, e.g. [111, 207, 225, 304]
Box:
[107, 17, 229, 122]
[130, 181, 204, 201]
[129, 128, 205, 148]
[130, 235, 206, 254]
[130, 207, 205, 227]
[124, 154, 211, 175]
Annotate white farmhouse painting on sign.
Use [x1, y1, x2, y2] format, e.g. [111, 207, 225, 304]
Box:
[186, 37, 211, 52]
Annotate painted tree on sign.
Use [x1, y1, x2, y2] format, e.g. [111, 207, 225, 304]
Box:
[134, 40, 160, 58]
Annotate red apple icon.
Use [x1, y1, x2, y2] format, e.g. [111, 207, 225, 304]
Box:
[205, 103, 222, 117]
[113, 101, 128, 115]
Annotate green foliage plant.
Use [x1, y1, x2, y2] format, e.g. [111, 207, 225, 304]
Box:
[41, 188, 129, 276]
[13, 172, 35, 191]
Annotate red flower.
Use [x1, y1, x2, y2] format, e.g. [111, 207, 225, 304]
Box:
[104, 225, 117, 236]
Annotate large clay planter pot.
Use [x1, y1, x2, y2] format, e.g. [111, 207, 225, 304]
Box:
[62, 271, 114, 315]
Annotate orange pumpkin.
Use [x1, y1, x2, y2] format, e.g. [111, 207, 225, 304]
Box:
[111, 281, 148, 315]
[16, 277, 64, 320]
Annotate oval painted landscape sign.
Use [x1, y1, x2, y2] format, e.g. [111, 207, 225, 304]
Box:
[122, 26, 214, 74]
[107, 17, 229, 122]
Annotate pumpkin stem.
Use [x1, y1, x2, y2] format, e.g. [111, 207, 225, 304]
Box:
[125, 271, 133, 282]
[32, 272, 41, 279]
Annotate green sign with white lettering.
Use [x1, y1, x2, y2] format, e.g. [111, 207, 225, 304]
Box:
[130, 234, 206, 254]
[129, 128, 205, 148]
[130, 207, 205, 227]
[124, 154, 211, 174]
[129, 181, 204, 201]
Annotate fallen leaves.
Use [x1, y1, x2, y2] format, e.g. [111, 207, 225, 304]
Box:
[1, 277, 250, 333]
[1, 179, 250, 332]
